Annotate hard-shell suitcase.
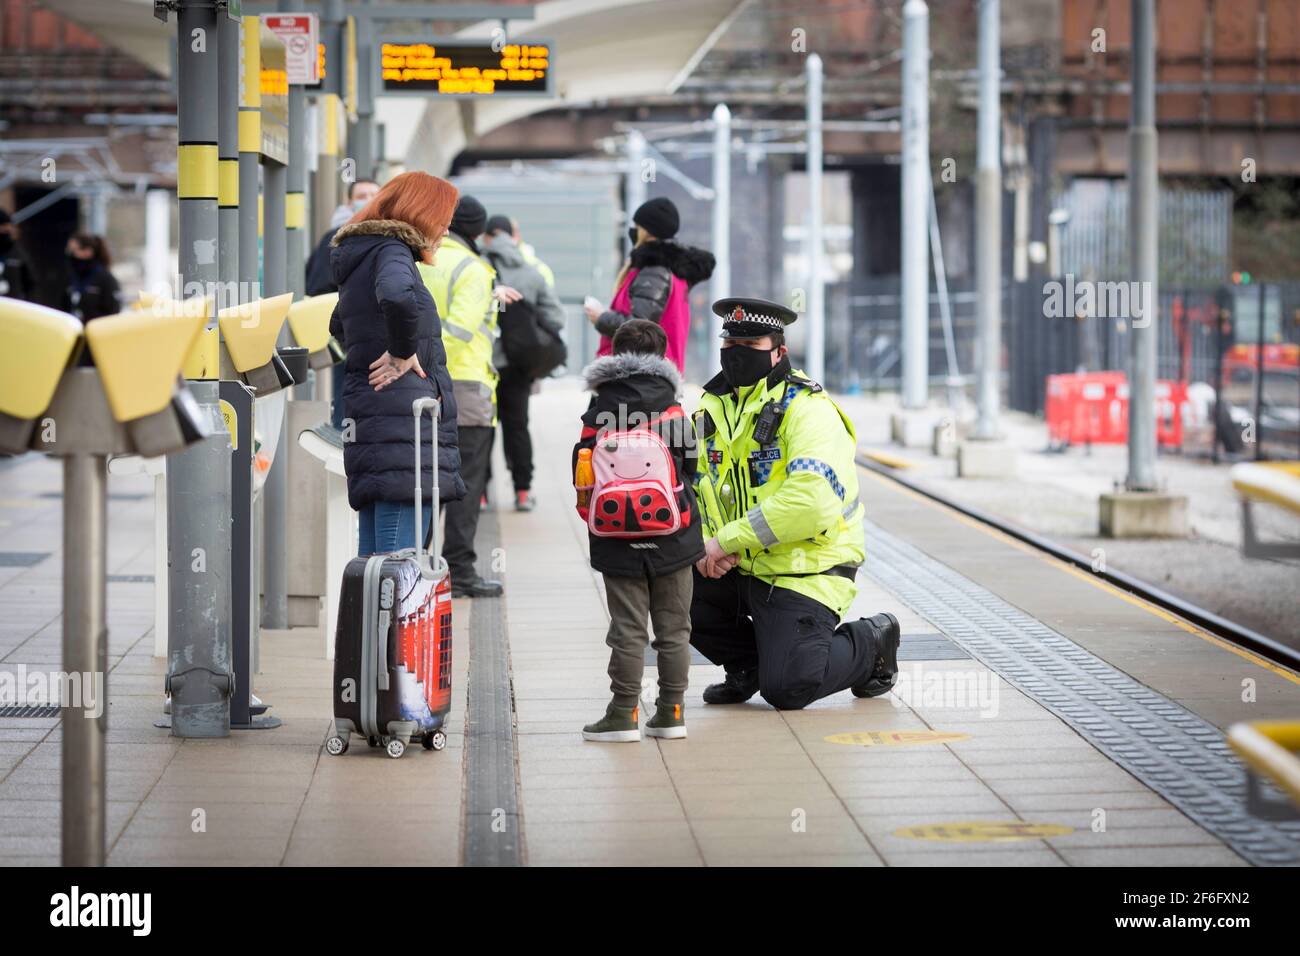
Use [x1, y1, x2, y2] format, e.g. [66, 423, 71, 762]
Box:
[325, 397, 452, 759]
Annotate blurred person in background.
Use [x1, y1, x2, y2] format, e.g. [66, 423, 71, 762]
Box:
[510, 217, 555, 288]
[307, 177, 380, 296]
[0, 208, 36, 301]
[484, 214, 567, 511]
[584, 197, 714, 374]
[420, 196, 519, 597]
[62, 233, 121, 323]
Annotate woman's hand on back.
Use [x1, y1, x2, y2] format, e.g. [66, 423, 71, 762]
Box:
[368, 351, 426, 391]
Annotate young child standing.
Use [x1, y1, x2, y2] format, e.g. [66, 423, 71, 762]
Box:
[574, 319, 703, 741]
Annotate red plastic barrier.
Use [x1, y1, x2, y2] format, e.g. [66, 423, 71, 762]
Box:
[1045, 372, 1186, 449]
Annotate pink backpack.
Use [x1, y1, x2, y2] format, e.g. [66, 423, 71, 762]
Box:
[584, 415, 686, 538]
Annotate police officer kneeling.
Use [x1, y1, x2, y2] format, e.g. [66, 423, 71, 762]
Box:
[691, 297, 900, 709]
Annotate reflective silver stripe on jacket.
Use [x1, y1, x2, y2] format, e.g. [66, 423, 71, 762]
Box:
[747, 504, 779, 548]
[445, 322, 473, 342]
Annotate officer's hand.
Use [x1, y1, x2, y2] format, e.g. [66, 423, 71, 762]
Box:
[493, 285, 523, 305]
[702, 537, 736, 578]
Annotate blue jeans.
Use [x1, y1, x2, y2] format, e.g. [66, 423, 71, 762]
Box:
[357, 500, 432, 557]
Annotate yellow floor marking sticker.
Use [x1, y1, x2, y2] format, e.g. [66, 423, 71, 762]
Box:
[825, 730, 970, 747]
[895, 821, 1073, 842]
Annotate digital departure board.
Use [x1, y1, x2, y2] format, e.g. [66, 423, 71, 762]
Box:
[379, 40, 553, 96]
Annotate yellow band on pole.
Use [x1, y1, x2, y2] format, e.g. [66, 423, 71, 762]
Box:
[322, 94, 339, 155]
[177, 143, 219, 201]
[238, 110, 261, 154]
[218, 159, 239, 208]
[242, 16, 262, 108]
[286, 193, 306, 230]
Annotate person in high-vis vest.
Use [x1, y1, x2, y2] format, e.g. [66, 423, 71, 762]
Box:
[689, 297, 901, 710]
[418, 195, 510, 597]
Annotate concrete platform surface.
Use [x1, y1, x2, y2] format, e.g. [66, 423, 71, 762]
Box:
[0, 378, 1294, 866]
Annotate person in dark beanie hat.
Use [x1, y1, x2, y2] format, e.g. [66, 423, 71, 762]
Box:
[449, 195, 488, 249]
[584, 196, 713, 374]
[631, 197, 679, 240]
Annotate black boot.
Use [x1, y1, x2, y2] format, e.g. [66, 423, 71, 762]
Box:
[451, 573, 504, 598]
[851, 612, 901, 698]
[702, 668, 759, 705]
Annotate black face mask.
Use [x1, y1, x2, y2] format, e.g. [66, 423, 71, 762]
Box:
[720, 345, 776, 389]
[68, 255, 94, 276]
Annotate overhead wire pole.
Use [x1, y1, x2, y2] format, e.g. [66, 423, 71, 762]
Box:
[166, 0, 234, 738]
[710, 103, 731, 356]
[805, 53, 825, 384]
[900, 0, 930, 409]
[972, 0, 1002, 439]
[1127, 0, 1158, 492]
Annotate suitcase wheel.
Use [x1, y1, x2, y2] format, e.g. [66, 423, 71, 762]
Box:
[385, 738, 406, 759]
[422, 731, 447, 752]
[325, 735, 348, 756]
[367, 736, 381, 749]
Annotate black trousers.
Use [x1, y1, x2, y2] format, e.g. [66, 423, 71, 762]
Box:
[496, 366, 534, 492]
[689, 568, 879, 711]
[444, 424, 494, 582]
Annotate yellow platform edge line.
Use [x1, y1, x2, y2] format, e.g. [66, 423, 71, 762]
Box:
[859, 447, 916, 470]
[858, 466, 1300, 686]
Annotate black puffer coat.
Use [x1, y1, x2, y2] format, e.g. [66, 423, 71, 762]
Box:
[329, 219, 466, 510]
[572, 352, 704, 578]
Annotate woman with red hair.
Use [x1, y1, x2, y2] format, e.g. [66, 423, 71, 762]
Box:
[329, 170, 468, 554]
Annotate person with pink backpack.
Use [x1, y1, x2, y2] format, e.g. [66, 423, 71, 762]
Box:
[583, 197, 714, 374]
[572, 320, 704, 741]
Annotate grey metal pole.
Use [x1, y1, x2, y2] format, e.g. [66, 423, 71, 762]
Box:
[1126, 0, 1158, 491]
[218, 13, 240, 299]
[625, 129, 647, 257]
[901, 0, 930, 409]
[973, 0, 1002, 439]
[710, 103, 731, 354]
[350, 8, 375, 179]
[806, 53, 825, 384]
[62, 453, 107, 866]
[262, 159, 289, 630]
[167, 0, 233, 738]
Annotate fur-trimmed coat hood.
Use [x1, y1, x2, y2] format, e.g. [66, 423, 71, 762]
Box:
[582, 351, 682, 394]
[332, 218, 430, 253]
[629, 239, 715, 287]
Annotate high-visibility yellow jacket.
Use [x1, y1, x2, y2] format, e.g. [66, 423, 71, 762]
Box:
[693, 360, 865, 615]
[418, 233, 497, 426]
[519, 241, 555, 288]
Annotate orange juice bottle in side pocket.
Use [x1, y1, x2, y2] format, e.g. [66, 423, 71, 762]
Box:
[575, 447, 595, 510]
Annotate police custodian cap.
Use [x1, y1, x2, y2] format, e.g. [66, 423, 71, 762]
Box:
[713, 296, 798, 339]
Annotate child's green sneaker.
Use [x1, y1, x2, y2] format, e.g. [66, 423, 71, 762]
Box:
[644, 700, 687, 739]
[581, 703, 641, 742]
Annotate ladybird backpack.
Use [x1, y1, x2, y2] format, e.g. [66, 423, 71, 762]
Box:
[581, 416, 685, 538]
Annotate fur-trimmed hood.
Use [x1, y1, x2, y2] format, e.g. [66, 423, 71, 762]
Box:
[629, 239, 715, 287]
[331, 218, 431, 289]
[583, 351, 681, 393]
[331, 218, 430, 253]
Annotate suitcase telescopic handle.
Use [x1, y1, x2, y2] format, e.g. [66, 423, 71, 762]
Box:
[412, 397, 446, 579]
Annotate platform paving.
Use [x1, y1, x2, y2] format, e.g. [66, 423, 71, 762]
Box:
[0, 378, 1284, 865]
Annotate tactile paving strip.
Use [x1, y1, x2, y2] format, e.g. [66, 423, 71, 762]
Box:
[862, 517, 1300, 866]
